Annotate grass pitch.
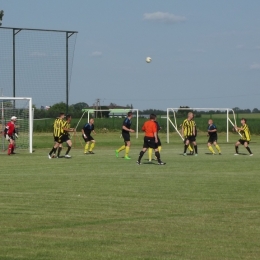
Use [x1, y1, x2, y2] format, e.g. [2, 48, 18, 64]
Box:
[1, 133, 260, 259]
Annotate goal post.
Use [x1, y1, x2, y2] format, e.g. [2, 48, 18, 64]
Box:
[77, 109, 139, 138]
[166, 107, 241, 143]
[0, 97, 33, 153]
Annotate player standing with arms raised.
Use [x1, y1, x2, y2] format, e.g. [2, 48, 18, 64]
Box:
[82, 118, 96, 154]
[137, 114, 166, 165]
[182, 112, 198, 156]
[115, 112, 135, 159]
[234, 118, 253, 156]
[207, 119, 221, 155]
[4, 116, 18, 155]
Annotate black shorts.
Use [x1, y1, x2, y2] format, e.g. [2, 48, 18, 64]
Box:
[61, 135, 70, 143]
[238, 139, 249, 145]
[122, 132, 130, 142]
[82, 134, 94, 142]
[54, 136, 63, 144]
[185, 136, 196, 143]
[208, 136, 217, 144]
[143, 136, 158, 149]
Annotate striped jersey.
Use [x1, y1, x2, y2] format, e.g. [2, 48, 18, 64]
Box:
[53, 118, 64, 137]
[182, 119, 196, 137]
[239, 124, 251, 141]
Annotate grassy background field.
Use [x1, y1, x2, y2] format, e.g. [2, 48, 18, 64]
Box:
[1, 132, 260, 259]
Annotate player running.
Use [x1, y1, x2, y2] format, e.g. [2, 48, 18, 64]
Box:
[4, 116, 18, 155]
[61, 114, 75, 158]
[48, 112, 65, 159]
[182, 112, 198, 156]
[82, 118, 96, 154]
[137, 113, 166, 165]
[115, 112, 135, 159]
[207, 119, 221, 155]
[234, 118, 253, 156]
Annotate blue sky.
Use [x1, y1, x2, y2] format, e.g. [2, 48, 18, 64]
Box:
[1, 0, 260, 110]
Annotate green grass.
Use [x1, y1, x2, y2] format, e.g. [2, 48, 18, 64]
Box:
[1, 133, 260, 259]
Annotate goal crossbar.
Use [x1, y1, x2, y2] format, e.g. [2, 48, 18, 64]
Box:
[166, 107, 241, 143]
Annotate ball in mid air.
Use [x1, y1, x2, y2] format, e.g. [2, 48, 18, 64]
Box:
[146, 57, 152, 63]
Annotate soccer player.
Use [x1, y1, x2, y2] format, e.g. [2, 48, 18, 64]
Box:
[48, 112, 65, 159]
[234, 118, 253, 156]
[137, 114, 166, 165]
[82, 118, 96, 154]
[4, 116, 18, 155]
[207, 119, 221, 155]
[148, 116, 161, 162]
[61, 114, 75, 158]
[115, 112, 135, 159]
[182, 112, 198, 156]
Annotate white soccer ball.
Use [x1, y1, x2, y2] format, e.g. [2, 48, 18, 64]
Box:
[146, 57, 152, 63]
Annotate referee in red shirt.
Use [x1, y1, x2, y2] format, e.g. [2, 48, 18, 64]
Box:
[137, 114, 166, 165]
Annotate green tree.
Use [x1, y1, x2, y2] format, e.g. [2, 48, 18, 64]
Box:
[0, 10, 4, 26]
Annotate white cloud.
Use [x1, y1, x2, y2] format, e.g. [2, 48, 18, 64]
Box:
[250, 63, 260, 70]
[143, 12, 186, 23]
[90, 51, 102, 57]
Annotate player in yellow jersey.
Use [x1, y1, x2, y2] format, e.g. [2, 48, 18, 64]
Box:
[182, 112, 198, 156]
[48, 112, 65, 159]
[234, 118, 253, 156]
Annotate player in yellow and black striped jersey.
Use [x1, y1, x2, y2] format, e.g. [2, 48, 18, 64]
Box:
[181, 112, 198, 156]
[48, 112, 65, 159]
[234, 118, 253, 156]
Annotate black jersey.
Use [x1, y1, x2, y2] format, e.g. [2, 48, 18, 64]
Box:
[82, 123, 94, 136]
[122, 117, 131, 134]
[208, 124, 217, 138]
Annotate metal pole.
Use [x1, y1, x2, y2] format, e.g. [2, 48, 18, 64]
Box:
[66, 32, 69, 114]
[13, 29, 15, 99]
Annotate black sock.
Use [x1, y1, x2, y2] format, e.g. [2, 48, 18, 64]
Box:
[235, 146, 239, 153]
[194, 145, 198, 154]
[49, 147, 55, 155]
[184, 145, 188, 153]
[57, 147, 62, 157]
[246, 147, 252, 154]
[155, 151, 161, 163]
[66, 146, 71, 155]
[138, 151, 145, 162]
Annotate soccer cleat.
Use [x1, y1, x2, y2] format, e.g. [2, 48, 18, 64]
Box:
[234, 153, 239, 156]
[212, 153, 216, 155]
[48, 154, 52, 159]
[158, 162, 166, 165]
[183, 153, 187, 156]
[148, 159, 152, 162]
[115, 150, 119, 158]
[219, 153, 222, 155]
[124, 156, 131, 160]
[65, 154, 71, 158]
[194, 154, 198, 156]
[89, 151, 95, 154]
[249, 154, 254, 156]
[136, 161, 141, 165]
[190, 151, 194, 155]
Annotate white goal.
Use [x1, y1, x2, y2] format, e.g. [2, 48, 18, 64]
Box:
[166, 107, 241, 143]
[0, 97, 33, 153]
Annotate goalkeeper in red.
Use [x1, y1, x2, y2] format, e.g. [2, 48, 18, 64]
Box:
[234, 118, 253, 156]
[4, 116, 18, 155]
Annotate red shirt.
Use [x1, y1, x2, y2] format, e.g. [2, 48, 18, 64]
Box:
[5, 121, 15, 135]
[142, 120, 157, 138]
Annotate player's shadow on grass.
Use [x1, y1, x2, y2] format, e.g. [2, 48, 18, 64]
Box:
[178, 153, 193, 156]
[235, 153, 248, 156]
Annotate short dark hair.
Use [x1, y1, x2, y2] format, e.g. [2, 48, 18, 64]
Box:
[66, 114, 71, 120]
[59, 112, 65, 116]
[127, 112, 133, 117]
[241, 118, 247, 123]
[150, 113, 156, 120]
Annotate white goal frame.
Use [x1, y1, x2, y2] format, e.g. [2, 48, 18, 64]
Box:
[76, 109, 139, 138]
[1, 97, 33, 153]
[166, 107, 241, 143]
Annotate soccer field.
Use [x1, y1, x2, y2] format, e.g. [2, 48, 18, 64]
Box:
[1, 133, 260, 260]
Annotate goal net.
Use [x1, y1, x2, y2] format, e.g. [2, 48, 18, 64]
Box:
[0, 97, 33, 153]
[166, 107, 241, 143]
